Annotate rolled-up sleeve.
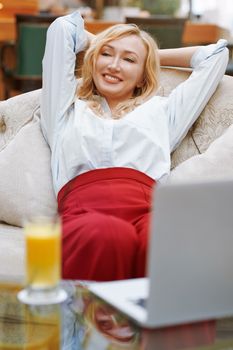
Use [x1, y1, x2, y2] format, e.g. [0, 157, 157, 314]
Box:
[40, 11, 87, 147]
[166, 39, 229, 152]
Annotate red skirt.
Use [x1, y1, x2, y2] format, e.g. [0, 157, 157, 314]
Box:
[57, 167, 156, 281]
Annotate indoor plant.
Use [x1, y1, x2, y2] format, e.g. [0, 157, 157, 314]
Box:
[142, 0, 181, 16]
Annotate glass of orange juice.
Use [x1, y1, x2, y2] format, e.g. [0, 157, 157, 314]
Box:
[18, 216, 67, 305]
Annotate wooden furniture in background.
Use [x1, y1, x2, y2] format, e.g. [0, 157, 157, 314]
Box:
[84, 20, 120, 34]
[0, 0, 38, 17]
[0, 0, 40, 41]
[182, 21, 230, 45]
[0, 1, 39, 99]
[0, 17, 231, 100]
[0, 17, 15, 41]
[1, 13, 58, 99]
[1, 18, 230, 44]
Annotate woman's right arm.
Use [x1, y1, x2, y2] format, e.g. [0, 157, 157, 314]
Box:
[40, 11, 88, 147]
[159, 46, 201, 68]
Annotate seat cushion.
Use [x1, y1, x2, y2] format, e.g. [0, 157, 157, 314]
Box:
[0, 90, 57, 227]
[0, 223, 24, 279]
[169, 123, 233, 182]
[0, 115, 57, 227]
[158, 70, 233, 168]
[0, 89, 41, 150]
[191, 75, 233, 154]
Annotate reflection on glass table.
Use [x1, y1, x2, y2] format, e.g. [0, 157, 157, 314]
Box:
[0, 279, 140, 350]
[0, 282, 60, 349]
[2, 279, 233, 350]
[62, 281, 140, 350]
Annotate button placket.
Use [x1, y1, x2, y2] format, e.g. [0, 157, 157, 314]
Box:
[102, 119, 113, 167]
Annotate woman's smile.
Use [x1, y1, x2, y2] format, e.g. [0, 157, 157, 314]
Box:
[102, 73, 122, 83]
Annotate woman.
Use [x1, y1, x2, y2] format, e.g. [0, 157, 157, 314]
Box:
[41, 11, 228, 281]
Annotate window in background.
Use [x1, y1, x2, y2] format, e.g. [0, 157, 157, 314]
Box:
[188, 0, 233, 35]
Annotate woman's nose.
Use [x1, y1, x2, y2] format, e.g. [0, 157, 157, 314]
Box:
[108, 57, 120, 71]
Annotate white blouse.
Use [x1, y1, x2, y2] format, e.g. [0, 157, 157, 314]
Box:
[40, 11, 229, 196]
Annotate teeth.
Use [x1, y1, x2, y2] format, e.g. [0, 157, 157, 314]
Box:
[104, 74, 120, 82]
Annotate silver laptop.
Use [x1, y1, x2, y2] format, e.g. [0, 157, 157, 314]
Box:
[89, 179, 233, 328]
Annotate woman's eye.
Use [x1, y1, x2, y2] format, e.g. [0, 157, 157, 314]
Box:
[124, 57, 135, 63]
[101, 52, 111, 57]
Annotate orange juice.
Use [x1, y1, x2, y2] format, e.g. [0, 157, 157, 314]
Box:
[25, 220, 61, 289]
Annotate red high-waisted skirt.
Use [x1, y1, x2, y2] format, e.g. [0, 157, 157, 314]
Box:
[57, 167, 156, 281]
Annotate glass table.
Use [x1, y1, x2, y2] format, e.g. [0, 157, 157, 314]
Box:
[1, 277, 233, 350]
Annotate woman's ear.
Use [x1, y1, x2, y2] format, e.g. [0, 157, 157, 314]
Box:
[136, 77, 145, 88]
[136, 82, 143, 88]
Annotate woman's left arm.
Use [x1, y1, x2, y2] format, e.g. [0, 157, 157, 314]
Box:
[163, 40, 229, 152]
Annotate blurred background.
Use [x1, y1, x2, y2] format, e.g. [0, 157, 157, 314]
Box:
[1, 0, 233, 100]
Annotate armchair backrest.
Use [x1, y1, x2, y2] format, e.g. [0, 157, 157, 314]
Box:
[158, 68, 233, 168]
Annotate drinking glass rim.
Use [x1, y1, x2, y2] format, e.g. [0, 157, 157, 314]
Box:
[23, 215, 61, 226]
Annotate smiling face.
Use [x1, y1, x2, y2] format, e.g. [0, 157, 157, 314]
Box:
[93, 34, 147, 110]
[94, 305, 136, 343]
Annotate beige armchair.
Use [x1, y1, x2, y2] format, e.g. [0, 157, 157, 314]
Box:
[0, 67, 233, 279]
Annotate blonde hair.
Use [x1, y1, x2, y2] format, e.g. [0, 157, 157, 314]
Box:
[78, 24, 160, 119]
[83, 299, 140, 349]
